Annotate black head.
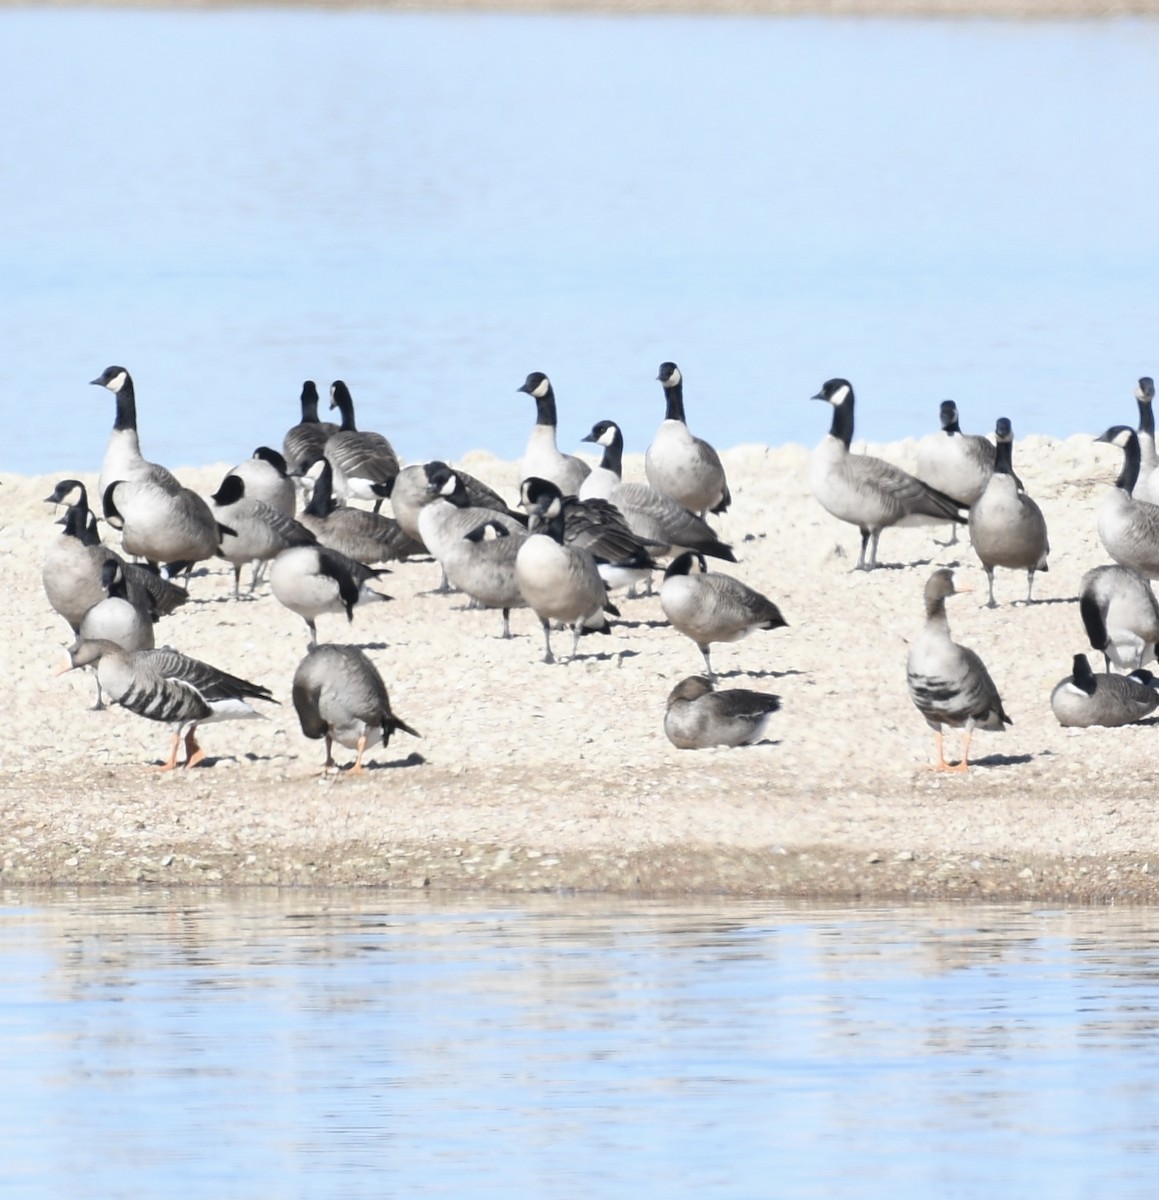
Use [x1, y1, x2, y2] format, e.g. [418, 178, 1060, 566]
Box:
[994, 417, 1013, 443]
[938, 400, 959, 431]
[423, 461, 455, 495]
[1095, 425, 1137, 450]
[90, 365, 130, 392]
[582, 419, 622, 447]
[518, 371, 551, 399]
[811, 378, 853, 405]
[1138, 377, 1155, 403]
[1070, 653, 1096, 695]
[664, 551, 708, 579]
[520, 476, 564, 518]
[253, 446, 289, 474]
[211, 474, 246, 506]
[329, 380, 353, 410]
[46, 479, 86, 506]
[99, 558, 125, 593]
[465, 520, 509, 544]
[657, 362, 681, 388]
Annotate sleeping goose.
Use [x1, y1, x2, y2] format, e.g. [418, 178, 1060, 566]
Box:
[906, 568, 1011, 771]
[325, 380, 400, 511]
[663, 676, 781, 750]
[646, 362, 730, 517]
[659, 552, 787, 680]
[1079, 564, 1159, 672]
[968, 418, 1049, 606]
[283, 381, 338, 476]
[579, 420, 736, 562]
[516, 372, 591, 497]
[1094, 426, 1159, 579]
[810, 378, 966, 570]
[269, 544, 391, 646]
[441, 520, 529, 639]
[515, 477, 617, 664]
[292, 643, 420, 775]
[62, 638, 275, 771]
[227, 447, 296, 518]
[1132, 377, 1158, 502]
[914, 400, 996, 544]
[1050, 653, 1159, 728]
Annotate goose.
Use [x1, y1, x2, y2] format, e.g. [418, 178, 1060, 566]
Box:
[914, 400, 996, 544]
[1094, 426, 1159, 579]
[208, 473, 318, 596]
[292, 644, 420, 774]
[227, 447, 296, 518]
[91, 366, 223, 572]
[1079, 564, 1159, 671]
[441, 520, 529, 639]
[659, 552, 787, 680]
[516, 372, 591, 496]
[579, 420, 737, 563]
[269, 544, 391, 646]
[390, 461, 514, 549]
[282, 380, 338, 477]
[645, 362, 730, 517]
[62, 638, 275, 770]
[1133, 377, 1158, 501]
[810, 378, 966, 570]
[968, 418, 1049, 606]
[326, 380, 400, 511]
[906, 568, 1011, 771]
[76, 559, 157, 709]
[663, 676, 781, 750]
[515, 477, 617, 664]
[299, 458, 423, 566]
[1050, 653, 1159, 728]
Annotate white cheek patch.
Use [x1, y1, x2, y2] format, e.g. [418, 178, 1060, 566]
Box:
[532, 377, 551, 399]
[440, 474, 457, 496]
[1116, 430, 1134, 448]
[546, 496, 562, 519]
[666, 366, 682, 387]
[830, 383, 850, 406]
[1064, 681, 1089, 697]
[107, 370, 127, 393]
[598, 426, 617, 447]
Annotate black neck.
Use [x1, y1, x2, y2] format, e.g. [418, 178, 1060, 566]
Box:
[1072, 656, 1096, 694]
[663, 379, 686, 423]
[600, 429, 624, 476]
[536, 509, 567, 543]
[944, 418, 961, 435]
[1139, 399, 1155, 439]
[534, 387, 558, 429]
[112, 377, 138, 432]
[62, 504, 92, 543]
[1117, 435, 1141, 492]
[304, 463, 337, 518]
[300, 387, 322, 424]
[829, 397, 854, 449]
[332, 388, 357, 432]
[994, 439, 1014, 475]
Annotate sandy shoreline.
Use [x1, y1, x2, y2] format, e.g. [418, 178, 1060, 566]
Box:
[7, 432, 1159, 903]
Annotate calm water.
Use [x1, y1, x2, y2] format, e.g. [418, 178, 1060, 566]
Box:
[2, 890, 1159, 1196]
[2, 9, 1158, 477]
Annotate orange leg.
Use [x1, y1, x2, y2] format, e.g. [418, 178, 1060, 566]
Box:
[926, 728, 970, 773]
[348, 734, 368, 776]
[316, 735, 340, 776]
[153, 732, 182, 772]
[183, 727, 206, 769]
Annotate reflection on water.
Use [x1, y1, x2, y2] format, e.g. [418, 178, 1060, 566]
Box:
[2, 892, 1159, 1196]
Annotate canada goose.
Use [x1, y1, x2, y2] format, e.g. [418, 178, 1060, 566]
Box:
[441, 520, 529, 639]
[1133, 377, 1158, 501]
[283, 380, 338, 476]
[1050, 653, 1159, 728]
[209, 473, 317, 596]
[646, 362, 731, 517]
[516, 372, 591, 496]
[292, 643, 420, 774]
[663, 676, 781, 750]
[906, 568, 1011, 771]
[299, 458, 423, 565]
[269, 544, 391, 646]
[659, 552, 787, 680]
[810, 378, 966, 570]
[914, 400, 996, 544]
[227, 447, 296, 518]
[390, 461, 514, 549]
[1094, 426, 1159, 579]
[91, 366, 223, 572]
[62, 638, 275, 770]
[76, 559, 157, 709]
[968, 418, 1049, 606]
[326, 380, 400, 511]
[515, 478, 617, 664]
[579, 420, 737, 563]
[1079, 564, 1159, 671]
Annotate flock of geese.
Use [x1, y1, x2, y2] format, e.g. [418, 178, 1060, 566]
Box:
[41, 363, 1159, 774]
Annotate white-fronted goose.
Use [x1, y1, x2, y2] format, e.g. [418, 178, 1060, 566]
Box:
[646, 362, 730, 517]
[663, 676, 780, 749]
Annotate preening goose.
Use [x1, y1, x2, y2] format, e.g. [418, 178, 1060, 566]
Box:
[283, 381, 338, 477]
[659, 552, 787, 680]
[968, 418, 1049, 606]
[269, 544, 390, 646]
[579, 420, 736, 563]
[441, 520, 529, 639]
[645, 362, 730, 517]
[1050, 653, 1159, 728]
[1079, 564, 1159, 672]
[390, 461, 515, 549]
[292, 643, 420, 774]
[515, 478, 617, 664]
[548, 493, 662, 597]
[325, 380, 400, 511]
[1133, 377, 1159, 502]
[1095, 426, 1159, 579]
[516, 372, 591, 497]
[663, 676, 780, 750]
[810, 378, 966, 570]
[914, 400, 996, 544]
[63, 638, 275, 770]
[906, 568, 1010, 771]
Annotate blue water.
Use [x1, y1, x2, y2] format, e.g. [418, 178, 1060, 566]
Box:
[2, 8, 1158, 477]
[2, 891, 1159, 1197]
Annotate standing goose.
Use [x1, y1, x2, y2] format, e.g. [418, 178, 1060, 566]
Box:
[325, 380, 400, 511]
[1133, 377, 1159, 501]
[227, 447, 297, 518]
[1079, 564, 1159, 672]
[390, 461, 515, 549]
[646, 362, 730, 517]
[515, 478, 617, 664]
[269, 544, 390, 646]
[91, 365, 181, 500]
[914, 400, 996, 544]
[663, 676, 781, 750]
[659, 552, 787, 680]
[906, 568, 1011, 771]
[1050, 653, 1159, 728]
[810, 378, 966, 570]
[968, 418, 1049, 606]
[283, 381, 338, 476]
[441, 520, 529, 639]
[516, 372, 591, 497]
[579, 420, 736, 562]
[62, 639, 275, 770]
[76, 559, 157, 709]
[292, 644, 420, 774]
[1094, 426, 1159, 579]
